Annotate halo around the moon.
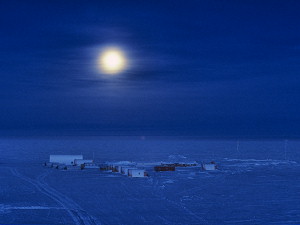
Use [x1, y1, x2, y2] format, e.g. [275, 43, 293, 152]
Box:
[98, 48, 127, 74]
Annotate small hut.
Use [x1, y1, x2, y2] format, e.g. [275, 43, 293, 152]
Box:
[116, 165, 122, 173]
[202, 161, 217, 171]
[99, 164, 111, 171]
[121, 167, 136, 175]
[128, 169, 147, 177]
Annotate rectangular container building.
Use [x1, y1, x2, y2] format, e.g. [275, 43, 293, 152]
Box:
[202, 162, 217, 171]
[121, 167, 136, 175]
[128, 169, 146, 177]
[116, 165, 122, 173]
[49, 155, 83, 166]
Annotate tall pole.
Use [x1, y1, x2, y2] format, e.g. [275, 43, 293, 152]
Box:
[284, 140, 288, 161]
[237, 140, 240, 157]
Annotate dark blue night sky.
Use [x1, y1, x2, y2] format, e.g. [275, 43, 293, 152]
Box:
[1, 0, 300, 137]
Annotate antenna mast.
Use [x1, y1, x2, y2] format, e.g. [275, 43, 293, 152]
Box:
[236, 140, 240, 156]
[284, 140, 288, 161]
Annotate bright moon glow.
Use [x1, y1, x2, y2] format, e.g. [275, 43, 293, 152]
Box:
[98, 48, 127, 74]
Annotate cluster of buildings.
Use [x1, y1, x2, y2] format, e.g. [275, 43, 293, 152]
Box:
[45, 155, 98, 170]
[101, 162, 148, 177]
[45, 155, 148, 177]
[154, 162, 199, 172]
[44, 155, 218, 176]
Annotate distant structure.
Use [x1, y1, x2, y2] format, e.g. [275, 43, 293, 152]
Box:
[49, 155, 83, 165]
[82, 163, 99, 169]
[284, 139, 288, 160]
[202, 161, 217, 171]
[74, 159, 94, 166]
[104, 161, 136, 172]
[116, 165, 122, 173]
[236, 140, 240, 155]
[154, 166, 175, 172]
[128, 169, 147, 177]
[98, 162, 148, 177]
[161, 163, 197, 167]
[121, 167, 136, 175]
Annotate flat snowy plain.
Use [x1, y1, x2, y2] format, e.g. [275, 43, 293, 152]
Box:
[0, 137, 299, 224]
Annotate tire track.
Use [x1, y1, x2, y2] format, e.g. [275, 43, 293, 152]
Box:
[37, 172, 101, 225]
[150, 177, 209, 225]
[10, 168, 101, 225]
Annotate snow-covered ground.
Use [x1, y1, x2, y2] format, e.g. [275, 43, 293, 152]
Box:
[0, 137, 300, 224]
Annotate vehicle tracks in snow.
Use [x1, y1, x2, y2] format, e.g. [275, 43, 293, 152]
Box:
[10, 168, 101, 225]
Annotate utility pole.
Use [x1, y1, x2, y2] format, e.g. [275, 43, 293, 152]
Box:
[284, 140, 288, 161]
[236, 140, 240, 157]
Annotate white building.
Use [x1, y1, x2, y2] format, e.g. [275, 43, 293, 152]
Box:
[128, 169, 146, 177]
[74, 159, 94, 166]
[202, 162, 217, 171]
[121, 167, 136, 175]
[49, 155, 83, 166]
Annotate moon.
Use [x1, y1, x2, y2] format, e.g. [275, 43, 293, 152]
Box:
[98, 48, 127, 74]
